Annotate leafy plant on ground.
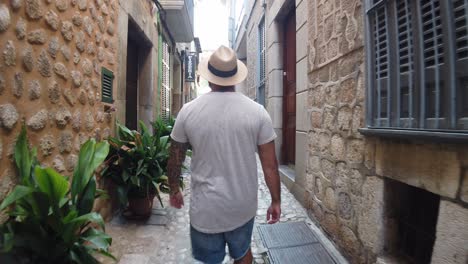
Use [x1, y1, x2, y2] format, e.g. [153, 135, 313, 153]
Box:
[0, 126, 114, 264]
[103, 121, 180, 208]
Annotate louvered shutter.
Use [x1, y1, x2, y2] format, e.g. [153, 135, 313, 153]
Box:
[101, 67, 114, 103]
[161, 41, 171, 121]
[258, 17, 266, 106]
[371, 5, 389, 121]
[454, 0, 468, 122]
[366, 0, 468, 132]
[397, 0, 414, 120]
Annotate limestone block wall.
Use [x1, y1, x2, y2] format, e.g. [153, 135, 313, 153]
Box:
[0, 0, 118, 220]
[303, 0, 468, 263]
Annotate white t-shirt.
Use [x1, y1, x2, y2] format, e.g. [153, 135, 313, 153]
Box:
[170, 92, 277, 233]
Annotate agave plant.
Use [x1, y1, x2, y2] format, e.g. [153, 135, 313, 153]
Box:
[0, 126, 114, 264]
[103, 121, 175, 209]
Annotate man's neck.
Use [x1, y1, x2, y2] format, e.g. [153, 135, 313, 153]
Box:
[211, 87, 235, 92]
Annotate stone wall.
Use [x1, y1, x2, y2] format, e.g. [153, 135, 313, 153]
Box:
[304, 0, 366, 262]
[303, 0, 468, 263]
[244, 0, 264, 101]
[0, 0, 118, 220]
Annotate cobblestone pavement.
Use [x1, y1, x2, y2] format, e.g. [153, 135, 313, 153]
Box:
[103, 159, 344, 264]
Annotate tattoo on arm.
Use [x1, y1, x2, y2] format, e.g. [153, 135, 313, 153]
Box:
[167, 138, 188, 195]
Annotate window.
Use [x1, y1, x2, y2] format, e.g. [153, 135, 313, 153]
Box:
[101, 67, 114, 103]
[365, 0, 468, 134]
[161, 39, 171, 121]
[257, 17, 266, 106]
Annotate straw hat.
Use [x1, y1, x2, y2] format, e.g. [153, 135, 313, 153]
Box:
[198, 45, 248, 86]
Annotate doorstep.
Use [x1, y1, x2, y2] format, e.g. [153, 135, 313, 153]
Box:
[279, 165, 295, 191]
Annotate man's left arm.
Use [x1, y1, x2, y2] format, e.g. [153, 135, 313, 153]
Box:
[167, 138, 188, 209]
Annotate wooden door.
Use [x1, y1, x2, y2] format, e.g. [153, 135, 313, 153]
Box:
[282, 11, 296, 165]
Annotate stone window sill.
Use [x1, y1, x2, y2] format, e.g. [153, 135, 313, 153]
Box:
[359, 128, 468, 143]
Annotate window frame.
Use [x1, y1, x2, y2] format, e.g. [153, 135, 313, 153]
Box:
[362, 0, 468, 141]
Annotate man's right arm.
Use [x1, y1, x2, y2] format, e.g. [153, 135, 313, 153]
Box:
[258, 141, 281, 224]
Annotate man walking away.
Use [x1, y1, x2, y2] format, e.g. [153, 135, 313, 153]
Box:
[167, 45, 281, 264]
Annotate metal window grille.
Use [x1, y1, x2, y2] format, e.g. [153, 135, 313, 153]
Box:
[161, 40, 171, 121]
[365, 0, 468, 132]
[258, 17, 266, 106]
[101, 67, 114, 103]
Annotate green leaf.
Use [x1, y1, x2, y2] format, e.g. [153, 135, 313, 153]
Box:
[0, 185, 35, 211]
[14, 125, 33, 185]
[117, 123, 135, 141]
[71, 140, 96, 202]
[68, 212, 105, 230]
[82, 228, 112, 251]
[139, 120, 151, 136]
[95, 189, 109, 200]
[116, 186, 128, 208]
[34, 167, 68, 204]
[122, 170, 131, 182]
[77, 178, 96, 215]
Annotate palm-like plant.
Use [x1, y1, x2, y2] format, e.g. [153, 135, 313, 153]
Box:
[104, 121, 174, 209]
[0, 126, 114, 264]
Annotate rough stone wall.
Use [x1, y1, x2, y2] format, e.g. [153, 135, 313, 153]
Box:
[0, 0, 118, 220]
[305, 0, 368, 262]
[304, 0, 468, 263]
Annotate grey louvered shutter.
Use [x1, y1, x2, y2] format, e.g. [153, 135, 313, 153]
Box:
[371, 4, 389, 122]
[397, 0, 414, 124]
[454, 0, 468, 126]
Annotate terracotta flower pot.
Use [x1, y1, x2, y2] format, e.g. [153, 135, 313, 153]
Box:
[127, 193, 156, 218]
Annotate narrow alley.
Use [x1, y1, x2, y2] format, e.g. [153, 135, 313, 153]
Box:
[104, 158, 347, 264]
[0, 0, 467, 264]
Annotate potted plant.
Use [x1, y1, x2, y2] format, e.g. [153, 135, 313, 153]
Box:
[0, 126, 114, 264]
[104, 121, 179, 218]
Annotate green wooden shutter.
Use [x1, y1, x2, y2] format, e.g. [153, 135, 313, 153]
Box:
[101, 67, 114, 103]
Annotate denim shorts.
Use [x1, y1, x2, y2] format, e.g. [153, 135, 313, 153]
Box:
[190, 218, 255, 264]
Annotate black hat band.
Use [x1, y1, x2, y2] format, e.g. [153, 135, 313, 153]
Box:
[208, 63, 238, 78]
